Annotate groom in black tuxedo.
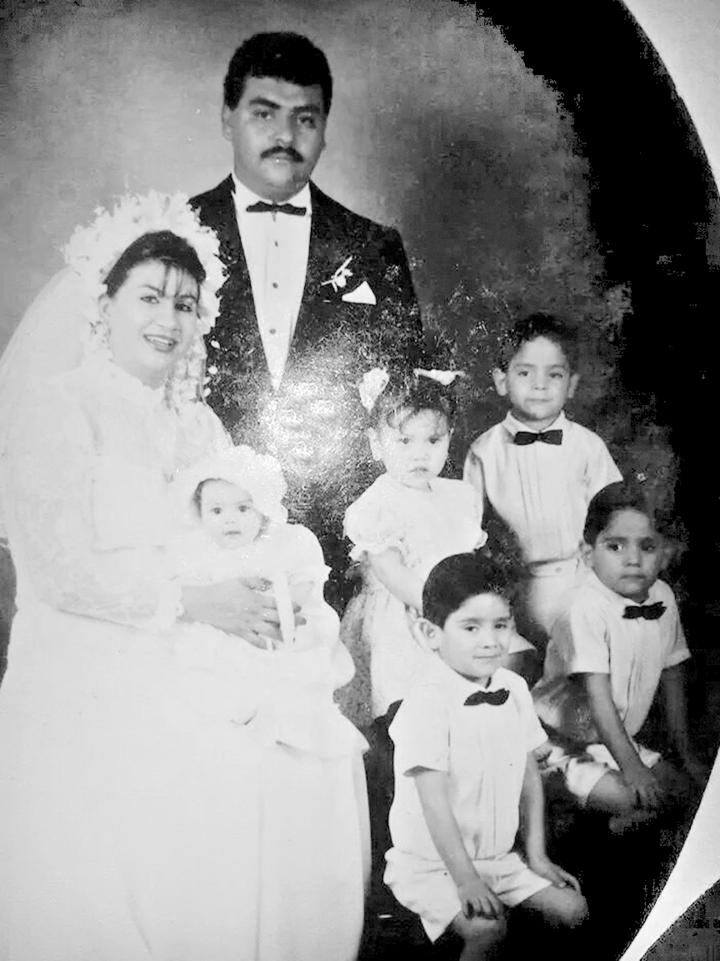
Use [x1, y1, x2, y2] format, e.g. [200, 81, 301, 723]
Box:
[192, 32, 424, 607]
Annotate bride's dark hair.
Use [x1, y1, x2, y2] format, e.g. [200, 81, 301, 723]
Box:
[104, 230, 206, 297]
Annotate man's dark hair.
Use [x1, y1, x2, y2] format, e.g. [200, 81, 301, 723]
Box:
[583, 481, 654, 545]
[223, 32, 333, 113]
[104, 231, 205, 297]
[422, 553, 514, 629]
[496, 312, 580, 372]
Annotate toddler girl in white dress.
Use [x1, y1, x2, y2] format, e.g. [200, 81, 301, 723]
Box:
[339, 368, 534, 726]
[168, 444, 370, 961]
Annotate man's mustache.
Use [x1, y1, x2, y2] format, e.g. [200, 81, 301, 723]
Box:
[261, 146, 304, 162]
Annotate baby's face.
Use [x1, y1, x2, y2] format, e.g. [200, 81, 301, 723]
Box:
[198, 479, 264, 549]
[586, 508, 663, 602]
[431, 592, 512, 684]
[369, 408, 450, 490]
[493, 336, 578, 430]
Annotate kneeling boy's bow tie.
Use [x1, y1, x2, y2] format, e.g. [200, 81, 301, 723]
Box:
[246, 201, 307, 217]
[513, 430, 563, 446]
[464, 689, 510, 707]
[623, 602, 666, 620]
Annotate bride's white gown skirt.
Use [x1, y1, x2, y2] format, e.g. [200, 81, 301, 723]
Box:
[0, 603, 367, 961]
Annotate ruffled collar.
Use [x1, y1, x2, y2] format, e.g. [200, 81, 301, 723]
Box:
[81, 354, 167, 409]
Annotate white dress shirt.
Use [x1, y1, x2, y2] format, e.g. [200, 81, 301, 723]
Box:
[388, 660, 546, 862]
[464, 411, 622, 565]
[231, 175, 312, 390]
[533, 572, 690, 742]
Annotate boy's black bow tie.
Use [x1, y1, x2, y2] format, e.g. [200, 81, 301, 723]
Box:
[464, 689, 510, 707]
[622, 602, 666, 620]
[246, 201, 307, 217]
[513, 429, 563, 446]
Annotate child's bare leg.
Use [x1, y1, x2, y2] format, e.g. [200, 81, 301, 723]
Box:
[450, 912, 507, 960]
[585, 771, 658, 832]
[520, 884, 589, 929]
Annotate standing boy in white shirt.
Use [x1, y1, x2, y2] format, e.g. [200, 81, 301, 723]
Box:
[464, 313, 621, 649]
[385, 553, 587, 959]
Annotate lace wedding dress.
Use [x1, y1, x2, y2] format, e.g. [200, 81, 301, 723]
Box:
[0, 356, 367, 960]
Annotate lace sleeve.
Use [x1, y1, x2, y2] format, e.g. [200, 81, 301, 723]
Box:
[2, 382, 178, 628]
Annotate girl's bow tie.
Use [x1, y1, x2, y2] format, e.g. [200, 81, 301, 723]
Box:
[464, 689, 509, 707]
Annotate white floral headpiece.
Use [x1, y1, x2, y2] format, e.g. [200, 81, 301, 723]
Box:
[173, 444, 288, 526]
[64, 191, 224, 329]
[63, 191, 225, 407]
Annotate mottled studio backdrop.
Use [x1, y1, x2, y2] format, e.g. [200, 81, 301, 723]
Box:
[2, 0, 720, 957]
[0, 0, 598, 340]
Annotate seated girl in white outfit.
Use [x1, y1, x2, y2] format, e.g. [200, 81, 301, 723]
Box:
[385, 553, 587, 960]
[168, 445, 371, 958]
[339, 368, 535, 727]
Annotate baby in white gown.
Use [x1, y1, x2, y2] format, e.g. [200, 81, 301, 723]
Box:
[168, 444, 358, 738]
[167, 445, 370, 961]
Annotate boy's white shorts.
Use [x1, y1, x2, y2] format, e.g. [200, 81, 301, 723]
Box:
[542, 740, 662, 804]
[384, 849, 551, 942]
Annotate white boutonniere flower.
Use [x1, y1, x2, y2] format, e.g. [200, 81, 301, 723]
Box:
[321, 256, 354, 293]
[414, 368, 465, 386]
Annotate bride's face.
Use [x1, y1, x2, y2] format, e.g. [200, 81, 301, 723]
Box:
[100, 259, 200, 388]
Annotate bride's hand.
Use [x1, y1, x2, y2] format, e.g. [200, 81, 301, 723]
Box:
[180, 578, 302, 648]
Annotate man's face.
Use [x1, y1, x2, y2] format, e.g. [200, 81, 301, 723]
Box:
[222, 76, 327, 202]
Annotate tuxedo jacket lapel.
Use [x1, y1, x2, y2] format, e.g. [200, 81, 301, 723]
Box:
[196, 176, 269, 379]
[291, 183, 355, 359]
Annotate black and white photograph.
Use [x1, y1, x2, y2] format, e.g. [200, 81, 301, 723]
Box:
[1, 1, 720, 959]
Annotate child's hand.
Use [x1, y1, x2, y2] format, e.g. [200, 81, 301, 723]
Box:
[527, 855, 581, 892]
[456, 877, 504, 919]
[622, 764, 664, 809]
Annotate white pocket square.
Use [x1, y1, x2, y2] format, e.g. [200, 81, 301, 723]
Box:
[342, 280, 377, 305]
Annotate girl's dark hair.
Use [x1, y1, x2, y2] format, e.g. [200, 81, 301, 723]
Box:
[496, 312, 580, 372]
[583, 481, 654, 545]
[104, 231, 206, 297]
[423, 552, 514, 628]
[369, 370, 456, 430]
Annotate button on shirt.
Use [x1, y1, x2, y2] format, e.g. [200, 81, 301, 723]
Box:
[388, 659, 546, 862]
[231, 175, 311, 390]
[464, 411, 622, 565]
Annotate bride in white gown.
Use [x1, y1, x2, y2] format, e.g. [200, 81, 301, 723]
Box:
[0, 193, 368, 961]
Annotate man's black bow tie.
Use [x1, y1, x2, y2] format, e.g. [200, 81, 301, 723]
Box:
[623, 602, 666, 621]
[464, 689, 510, 707]
[513, 430, 563, 446]
[246, 201, 307, 217]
